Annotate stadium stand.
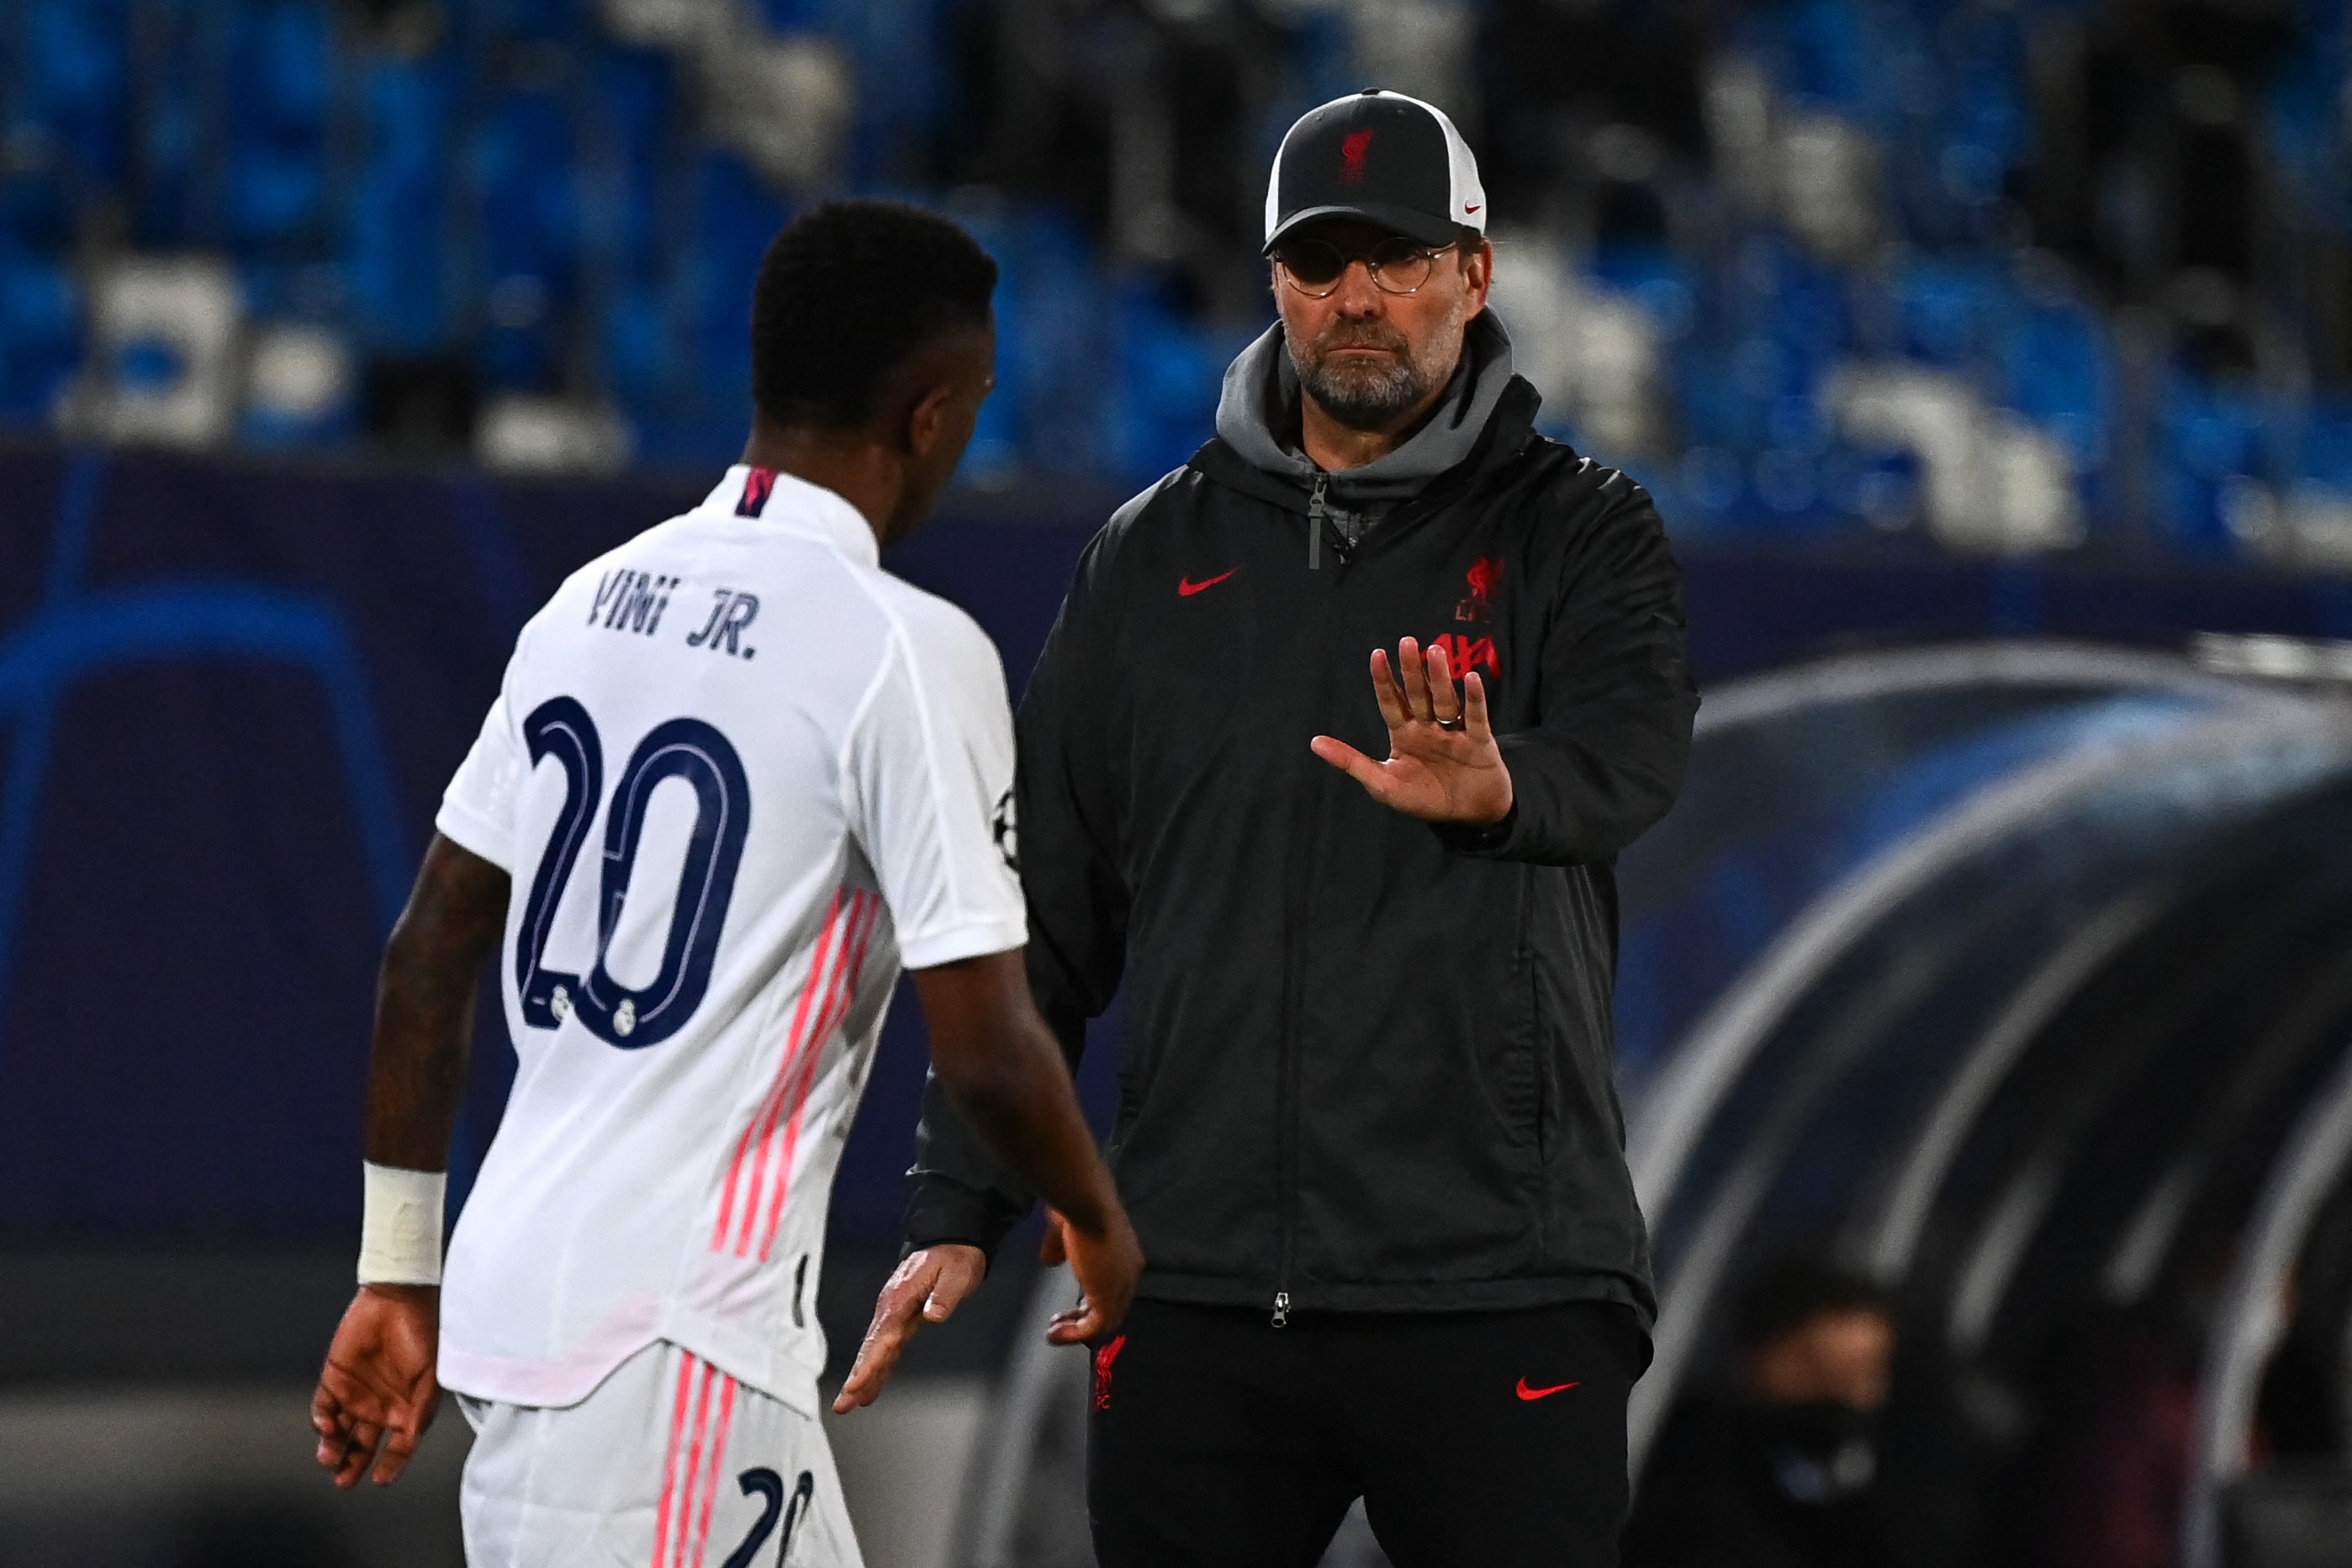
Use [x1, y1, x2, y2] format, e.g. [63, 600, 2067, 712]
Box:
[2, 0, 2349, 563]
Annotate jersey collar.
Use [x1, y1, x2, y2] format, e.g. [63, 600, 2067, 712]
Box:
[705, 465, 881, 568]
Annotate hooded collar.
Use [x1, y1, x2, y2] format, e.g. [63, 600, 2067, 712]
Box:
[1210, 309, 1530, 514]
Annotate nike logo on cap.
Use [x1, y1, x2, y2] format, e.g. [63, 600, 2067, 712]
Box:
[1464, 203, 1482, 214]
[1515, 1378, 1579, 1401]
[1178, 568, 1239, 597]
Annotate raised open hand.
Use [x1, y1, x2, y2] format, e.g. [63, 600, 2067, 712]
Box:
[1310, 636, 1513, 826]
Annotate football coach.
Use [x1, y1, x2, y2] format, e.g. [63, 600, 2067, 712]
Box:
[844, 89, 1698, 1565]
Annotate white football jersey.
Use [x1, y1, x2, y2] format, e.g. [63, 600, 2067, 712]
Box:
[431, 466, 1025, 1411]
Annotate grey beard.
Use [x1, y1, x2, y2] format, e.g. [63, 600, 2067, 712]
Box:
[1298, 354, 1430, 432]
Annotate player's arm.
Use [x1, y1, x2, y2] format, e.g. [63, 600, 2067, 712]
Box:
[834, 948, 1139, 1412]
[311, 833, 510, 1488]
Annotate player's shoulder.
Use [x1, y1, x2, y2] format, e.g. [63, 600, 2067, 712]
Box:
[864, 570, 1002, 683]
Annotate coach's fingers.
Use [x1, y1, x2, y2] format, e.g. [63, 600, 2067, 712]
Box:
[1426, 640, 1461, 726]
[834, 1315, 913, 1412]
[833, 1257, 935, 1412]
[1463, 672, 1494, 745]
[1368, 649, 1409, 731]
[1396, 638, 1435, 722]
[922, 1257, 981, 1324]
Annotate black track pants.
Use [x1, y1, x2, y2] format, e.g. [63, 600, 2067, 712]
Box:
[1086, 1297, 1649, 1568]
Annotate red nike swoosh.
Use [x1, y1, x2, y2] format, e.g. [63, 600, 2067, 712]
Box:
[1516, 1378, 1579, 1401]
[1178, 568, 1239, 597]
[1464, 203, 1482, 214]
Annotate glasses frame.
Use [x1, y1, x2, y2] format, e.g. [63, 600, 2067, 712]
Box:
[1271, 236, 1461, 298]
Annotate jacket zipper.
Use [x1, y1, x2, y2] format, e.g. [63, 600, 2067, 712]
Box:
[1276, 494, 1346, 1328]
[1307, 473, 1329, 569]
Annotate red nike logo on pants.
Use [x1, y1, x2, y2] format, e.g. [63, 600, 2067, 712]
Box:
[1516, 1378, 1579, 1401]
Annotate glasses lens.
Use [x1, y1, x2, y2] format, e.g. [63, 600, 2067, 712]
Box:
[1276, 240, 1348, 289]
[1368, 238, 1436, 294]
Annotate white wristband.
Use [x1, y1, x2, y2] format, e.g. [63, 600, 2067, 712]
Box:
[358, 1162, 446, 1286]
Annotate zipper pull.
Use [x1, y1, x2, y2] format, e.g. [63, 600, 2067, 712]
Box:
[1307, 476, 1328, 570]
[1271, 1291, 1291, 1328]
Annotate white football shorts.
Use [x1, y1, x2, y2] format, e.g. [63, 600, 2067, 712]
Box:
[455, 1340, 866, 1568]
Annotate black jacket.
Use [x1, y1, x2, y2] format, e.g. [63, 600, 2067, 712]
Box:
[903, 316, 1697, 1322]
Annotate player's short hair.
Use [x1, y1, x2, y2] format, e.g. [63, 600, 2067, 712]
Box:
[750, 199, 998, 430]
[1732, 1257, 1893, 1353]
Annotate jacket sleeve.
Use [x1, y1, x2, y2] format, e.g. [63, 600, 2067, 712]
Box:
[1435, 478, 1698, 866]
[901, 525, 1134, 1265]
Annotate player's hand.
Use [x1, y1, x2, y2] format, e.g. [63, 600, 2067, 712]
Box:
[832, 1243, 986, 1413]
[311, 1284, 441, 1489]
[1310, 636, 1513, 826]
[1039, 1206, 1144, 1347]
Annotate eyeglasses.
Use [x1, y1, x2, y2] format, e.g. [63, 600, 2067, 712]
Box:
[1271, 236, 1456, 298]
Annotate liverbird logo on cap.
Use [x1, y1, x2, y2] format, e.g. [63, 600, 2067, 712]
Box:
[1340, 129, 1374, 182]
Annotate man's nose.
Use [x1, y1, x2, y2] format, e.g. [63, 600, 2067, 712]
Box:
[1330, 261, 1387, 316]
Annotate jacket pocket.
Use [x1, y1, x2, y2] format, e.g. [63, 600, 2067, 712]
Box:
[1494, 876, 1544, 1155]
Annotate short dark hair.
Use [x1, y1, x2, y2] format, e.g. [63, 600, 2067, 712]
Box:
[749, 199, 998, 430]
[1732, 1257, 1893, 1354]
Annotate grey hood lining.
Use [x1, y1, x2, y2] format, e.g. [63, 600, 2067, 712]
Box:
[1211, 309, 1519, 516]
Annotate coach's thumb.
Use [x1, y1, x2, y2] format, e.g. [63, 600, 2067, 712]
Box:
[1038, 1210, 1069, 1267]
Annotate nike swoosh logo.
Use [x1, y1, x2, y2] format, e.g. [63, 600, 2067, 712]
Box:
[1178, 568, 1239, 597]
[1516, 1378, 1579, 1402]
[1464, 203, 1482, 214]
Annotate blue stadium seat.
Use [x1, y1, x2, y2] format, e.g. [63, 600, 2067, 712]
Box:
[223, 1, 333, 251]
[344, 55, 455, 353]
[689, 149, 792, 414]
[2299, 400, 2352, 491]
[0, 244, 80, 425]
[591, 47, 677, 280]
[2001, 298, 2114, 474]
[1002, 207, 1113, 483]
[0, 158, 75, 252]
[473, 88, 583, 391]
[10, 0, 132, 193]
[1892, 255, 2018, 368]
[586, 49, 682, 441]
[468, 0, 586, 43]
[2158, 376, 2269, 560]
[1113, 279, 1234, 488]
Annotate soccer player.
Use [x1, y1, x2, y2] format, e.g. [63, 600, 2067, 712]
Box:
[309, 200, 1140, 1568]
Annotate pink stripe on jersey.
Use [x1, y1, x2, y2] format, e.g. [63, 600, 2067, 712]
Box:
[689, 1374, 739, 1568]
[758, 894, 885, 1259]
[737, 890, 871, 1259]
[715, 891, 844, 1252]
[652, 1351, 698, 1568]
[726, 892, 860, 1256]
[671, 1358, 718, 1568]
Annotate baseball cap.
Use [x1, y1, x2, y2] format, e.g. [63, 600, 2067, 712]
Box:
[1262, 88, 1487, 255]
